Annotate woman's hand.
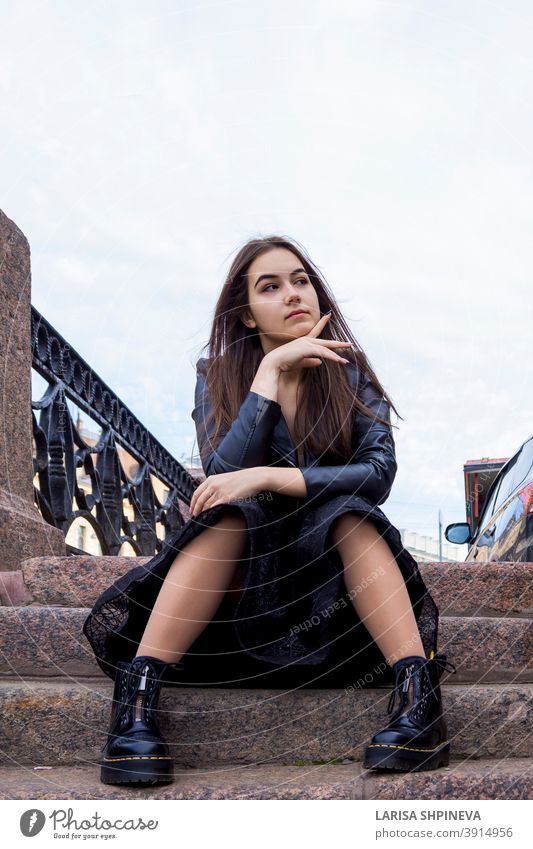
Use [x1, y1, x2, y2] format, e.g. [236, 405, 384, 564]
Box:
[264, 313, 354, 374]
[189, 467, 271, 517]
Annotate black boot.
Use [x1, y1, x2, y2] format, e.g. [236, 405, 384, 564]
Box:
[100, 654, 185, 786]
[363, 651, 457, 772]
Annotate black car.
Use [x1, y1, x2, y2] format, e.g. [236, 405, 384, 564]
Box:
[445, 435, 533, 561]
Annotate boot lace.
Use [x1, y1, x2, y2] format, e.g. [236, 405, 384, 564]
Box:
[387, 652, 457, 721]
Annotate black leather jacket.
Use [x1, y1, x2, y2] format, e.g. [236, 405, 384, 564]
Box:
[191, 357, 397, 505]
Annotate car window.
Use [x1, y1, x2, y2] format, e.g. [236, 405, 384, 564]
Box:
[506, 437, 533, 492]
[477, 438, 533, 531]
[493, 438, 533, 513]
[477, 475, 502, 529]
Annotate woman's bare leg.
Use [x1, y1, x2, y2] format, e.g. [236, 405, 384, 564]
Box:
[330, 514, 425, 666]
[135, 511, 249, 663]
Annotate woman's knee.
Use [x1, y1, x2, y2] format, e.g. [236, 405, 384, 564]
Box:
[329, 513, 378, 555]
[170, 510, 249, 567]
[206, 508, 249, 557]
[212, 509, 248, 533]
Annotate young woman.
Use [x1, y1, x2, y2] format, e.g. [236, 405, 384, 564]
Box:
[83, 235, 456, 786]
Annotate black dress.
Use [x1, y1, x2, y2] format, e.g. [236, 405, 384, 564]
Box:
[82, 359, 439, 689]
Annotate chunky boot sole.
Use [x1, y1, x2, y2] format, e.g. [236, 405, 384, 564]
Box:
[101, 755, 174, 785]
[363, 740, 450, 772]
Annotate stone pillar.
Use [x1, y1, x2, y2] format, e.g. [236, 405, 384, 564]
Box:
[0, 209, 65, 572]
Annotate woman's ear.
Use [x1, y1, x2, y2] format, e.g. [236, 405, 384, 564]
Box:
[240, 309, 257, 329]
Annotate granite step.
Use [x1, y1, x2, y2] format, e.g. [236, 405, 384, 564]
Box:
[2, 559, 532, 617]
[0, 677, 531, 767]
[0, 606, 530, 682]
[420, 561, 533, 617]
[0, 759, 531, 800]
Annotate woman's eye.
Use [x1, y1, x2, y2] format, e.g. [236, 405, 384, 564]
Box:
[263, 278, 308, 292]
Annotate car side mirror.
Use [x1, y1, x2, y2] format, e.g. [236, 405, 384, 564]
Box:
[444, 522, 472, 545]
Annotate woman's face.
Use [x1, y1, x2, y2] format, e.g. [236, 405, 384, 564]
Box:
[241, 247, 321, 355]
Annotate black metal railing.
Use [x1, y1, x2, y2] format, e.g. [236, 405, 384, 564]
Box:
[30, 307, 198, 556]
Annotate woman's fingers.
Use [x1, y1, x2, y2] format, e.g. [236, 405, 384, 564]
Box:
[307, 314, 353, 351]
[311, 351, 350, 365]
[311, 338, 353, 350]
[307, 313, 332, 337]
[191, 481, 212, 516]
[194, 493, 222, 517]
[300, 357, 324, 367]
[307, 340, 352, 364]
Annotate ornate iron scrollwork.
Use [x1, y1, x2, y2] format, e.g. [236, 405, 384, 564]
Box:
[31, 307, 199, 556]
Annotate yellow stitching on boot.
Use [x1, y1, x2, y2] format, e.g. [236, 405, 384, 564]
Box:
[366, 742, 448, 752]
[102, 756, 172, 762]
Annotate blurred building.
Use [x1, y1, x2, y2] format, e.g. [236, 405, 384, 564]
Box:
[399, 529, 466, 562]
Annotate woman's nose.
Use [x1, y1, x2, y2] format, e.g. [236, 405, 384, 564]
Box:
[285, 289, 300, 302]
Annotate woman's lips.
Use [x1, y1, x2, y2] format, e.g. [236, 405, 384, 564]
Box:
[286, 311, 308, 319]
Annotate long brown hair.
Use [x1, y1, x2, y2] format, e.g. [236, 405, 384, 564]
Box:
[196, 235, 403, 463]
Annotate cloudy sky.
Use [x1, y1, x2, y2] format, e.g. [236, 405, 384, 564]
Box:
[2, 0, 532, 545]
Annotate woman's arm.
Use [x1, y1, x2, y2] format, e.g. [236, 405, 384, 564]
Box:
[263, 466, 308, 497]
[191, 358, 282, 477]
[293, 372, 398, 505]
[249, 359, 281, 401]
